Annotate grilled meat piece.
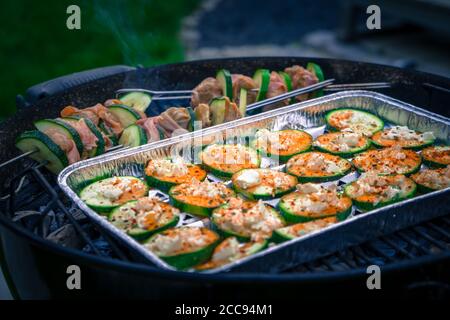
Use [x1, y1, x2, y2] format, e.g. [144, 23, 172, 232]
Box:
[191, 77, 222, 108]
[161, 107, 191, 130]
[284, 65, 318, 101]
[263, 71, 288, 112]
[224, 97, 243, 123]
[232, 74, 257, 105]
[137, 117, 161, 142]
[44, 128, 81, 164]
[194, 103, 211, 129]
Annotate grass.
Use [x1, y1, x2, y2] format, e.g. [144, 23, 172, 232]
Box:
[0, 0, 199, 119]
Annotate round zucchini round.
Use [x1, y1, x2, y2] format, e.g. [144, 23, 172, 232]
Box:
[371, 127, 435, 150]
[231, 168, 298, 200]
[253, 69, 271, 101]
[79, 176, 149, 214]
[108, 104, 142, 128]
[278, 191, 352, 223]
[313, 132, 371, 158]
[119, 91, 152, 113]
[411, 167, 450, 193]
[421, 145, 450, 168]
[272, 216, 337, 243]
[199, 144, 261, 178]
[211, 200, 285, 242]
[119, 124, 147, 148]
[168, 182, 235, 217]
[109, 200, 180, 241]
[352, 148, 422, 176]
[324, 108, 384, 137]
[145, 159, 207, 193]
[145, 227, 220, 270]
[251, 129, 313, 162]
[286, 151, 352, 182]
[344, 174, 416, 211]
[195, 237, 268, 271]
[15, 130, 69, 174]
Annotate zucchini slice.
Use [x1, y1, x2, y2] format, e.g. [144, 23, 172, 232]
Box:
[344, 173, 416, 211]
[272, 216, 337, 243]
[211, 198, 285, 242]
[144, 226, 220, 270]
[196, 237, 268, 270]
[251, 129, 313, 162]
[231, 168, 297, 200]
[313, 132, 371, 158]
[34, 119, 84, 156]
[411, 166, 450, 193]
[278, 184, 352, 223]
[98, 120, 118, 146]
[109, 198, 180, 241]
[80, 176, 149, 214]
[145, 158, 207, 193]
[306, 62, 325, 98]
[278, 71, 294, 103]
[286, 151, 352, 182]
[422, 145, 450, 168]
[325, 108, 384, 137]
[238, 88, 248, 117]
[186, 107, 197, 131]
[62, 116, 105, 157]
[371, 126, 435, 150]
[352, 148, 421, 175]
[15, 130, 68, 174]
[118, 124, 147, 148]
[108, 104, 142, 128]
[120, 91, 152, 113]
[169, 180, 235, 217]
[200, 144, 261, 178]
[216, 69, 233, 100]
[209, 96, 227, 126]
[252, 69, 270, 101]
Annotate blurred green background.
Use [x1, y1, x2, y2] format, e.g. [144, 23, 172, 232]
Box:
[0, 0, 199, 120]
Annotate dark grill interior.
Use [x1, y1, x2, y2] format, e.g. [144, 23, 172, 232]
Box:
[2, 161, 448, 274]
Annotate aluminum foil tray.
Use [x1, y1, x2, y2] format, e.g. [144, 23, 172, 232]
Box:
[58, 91, 450, 273]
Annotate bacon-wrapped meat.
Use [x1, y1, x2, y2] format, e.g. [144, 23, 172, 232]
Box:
[284, 65, 318, 101]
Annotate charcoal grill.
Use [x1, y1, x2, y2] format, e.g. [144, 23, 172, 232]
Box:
[0, 57, 449, 300]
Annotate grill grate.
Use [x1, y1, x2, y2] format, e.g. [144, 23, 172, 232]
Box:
[1, 162, 449, 273]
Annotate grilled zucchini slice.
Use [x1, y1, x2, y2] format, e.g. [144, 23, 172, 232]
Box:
[211, 199, 285, 242]
[251, 129, 313, 162]
[145, 158, 207, 193]
[34, 119, 84, 156]
[306, 62, 325, 98]
[108, 104, 142, 128]
[371, 126, 435, 150]
[200, 144, 261, 178]
[278, 184, 352, 223]
[62, 116, 105, 157]
[352, 148, 421, 175]
[421, 145, 450, 168]
[109, 199, 179, 241]
[325, 108, 384, 137]
[169, 180, 235, 217]
[209, 96, 227, 125]
[253, 69, 270, 101]
[231, 168, 297, 200]
[145, 226, 220, 270]
[272, 216, 337, 243]
[344, 173, 416, 211]
[286, 151, 352, 182]
[80, 176, 149, 214]
[15, 130, 68, 174]
[196, 237, 268, 270]
[120, 91, 152, 113]
[313, 132, 371, 158]
[119, 124, 147, 148]
[411, 166, 450, 193]
[216, 69, 233, 100]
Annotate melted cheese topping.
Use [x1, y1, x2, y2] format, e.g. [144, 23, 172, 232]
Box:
[146, 158, 189, 178]
[233, 169, 297, 196]
[279, 217, 337, 238]
[328, 110, 381, 136]
[373, 126, 435, 148]
[412, 166, 450, 190]
[253, 129, 312, 155]
[170, 179, 234, 208]
[212, 198, 284, 241]
[201, 144, 259, 174]
[146, 227, 218, 257]
[422, 146, 450, 165]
